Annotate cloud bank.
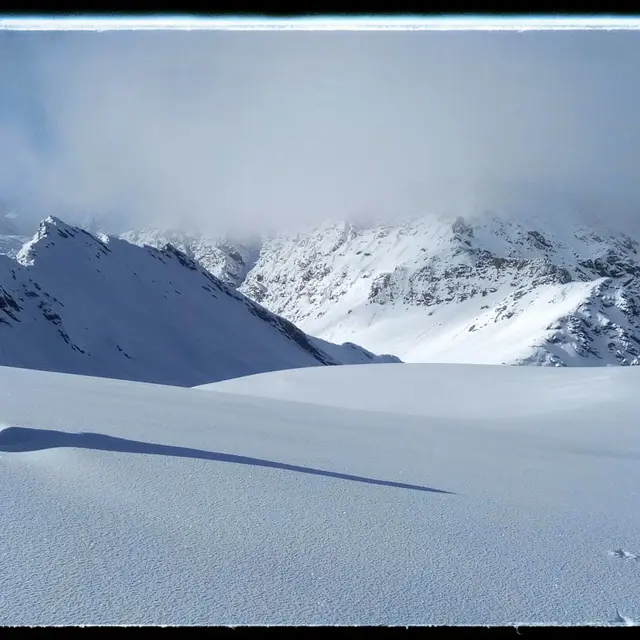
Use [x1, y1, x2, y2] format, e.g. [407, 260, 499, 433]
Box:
[1, 29, 640, 236]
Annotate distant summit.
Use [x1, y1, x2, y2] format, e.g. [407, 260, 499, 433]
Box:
[237, 213, 640, 367]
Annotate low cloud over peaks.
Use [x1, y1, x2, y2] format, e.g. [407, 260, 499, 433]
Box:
[1, 29, 640, 236]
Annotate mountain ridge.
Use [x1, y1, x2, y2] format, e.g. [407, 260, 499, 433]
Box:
[215, 212, 640, 367]
[0, 216, 397, 386]
[34, 209, 640, 369]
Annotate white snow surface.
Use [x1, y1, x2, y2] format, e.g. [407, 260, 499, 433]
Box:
[0, 216, 396, 386]
[1, 362, 639, 625]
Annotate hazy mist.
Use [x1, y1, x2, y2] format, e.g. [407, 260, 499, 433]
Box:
[1, 29, 640, 237]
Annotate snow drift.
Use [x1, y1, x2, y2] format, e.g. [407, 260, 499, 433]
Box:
[1, 362, 639, 625]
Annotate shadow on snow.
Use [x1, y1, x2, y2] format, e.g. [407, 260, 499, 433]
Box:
[0, 426, 453, 494]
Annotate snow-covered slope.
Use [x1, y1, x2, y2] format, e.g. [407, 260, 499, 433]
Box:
[120, 228, 259, 289]
[0, 217, 395, 387]
[239, 214, 640, 367]
[2, 363, 639, 625]
[199, 361, 632, 418]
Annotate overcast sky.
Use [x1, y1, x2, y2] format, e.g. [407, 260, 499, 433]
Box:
[1, 29, 640, 236]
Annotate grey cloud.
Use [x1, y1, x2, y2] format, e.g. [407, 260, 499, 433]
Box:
[1, 29, 640, 236]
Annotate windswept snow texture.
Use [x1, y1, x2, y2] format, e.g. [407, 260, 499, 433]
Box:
[0, 217, 395, 386]
[239, 214, 640, 367]
[1, 363, 639, 625]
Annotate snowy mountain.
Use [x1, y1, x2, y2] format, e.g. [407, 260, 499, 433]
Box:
[2, 362, 639, 624]
[0, 217, 396, 387]
[238, 214, 640, 367]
